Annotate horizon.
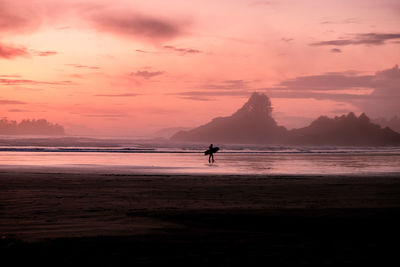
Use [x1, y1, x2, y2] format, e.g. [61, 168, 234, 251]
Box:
[0, 92, 396, 139]
[1, 0, 400, 137]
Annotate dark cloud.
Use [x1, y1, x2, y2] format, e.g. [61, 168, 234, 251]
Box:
[0, 99, 27, 105]
[311, 33, 400, 46]
[264, 65, 400, 117]
[130, 70, 164, 79]
[94, 93, 140, 97]
[0, 42, 29, 59]
[263, 90, 370, 100]
[330, 48, 342, 53]
[277, 73, 372, 90]
[269, 65, 400, 94]
[163, 45, 202, 55]
[90, 12, 184, 42]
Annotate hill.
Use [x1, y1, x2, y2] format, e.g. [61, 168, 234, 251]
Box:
[171, 92, 400, 146]
[289, 112, 400, 145]
[171, 92, 287, 143]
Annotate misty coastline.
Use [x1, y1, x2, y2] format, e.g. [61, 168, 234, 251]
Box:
[2, 93, 400, 147]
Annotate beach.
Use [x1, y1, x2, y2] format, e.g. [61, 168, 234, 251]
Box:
[1, 170, 400, 265]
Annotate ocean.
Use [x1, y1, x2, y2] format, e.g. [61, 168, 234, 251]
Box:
[1, 141, 400, 175]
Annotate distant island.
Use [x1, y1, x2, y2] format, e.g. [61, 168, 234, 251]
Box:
[171, 92, 400, 146]
[0, 118, 65, 136]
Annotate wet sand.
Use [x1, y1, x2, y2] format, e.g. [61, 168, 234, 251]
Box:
[1, 171, 400, 265]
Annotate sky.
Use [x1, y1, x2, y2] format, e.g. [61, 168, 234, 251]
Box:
[1, 0, 399, 136]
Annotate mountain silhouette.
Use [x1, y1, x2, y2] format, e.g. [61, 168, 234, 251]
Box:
[373, 116, 400, 134]
[289, 112, 400, 145]
[172, 92, 287, 143]
[171, 92, 400, 145]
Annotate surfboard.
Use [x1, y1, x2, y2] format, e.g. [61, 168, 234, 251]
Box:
[204, 147, 219, 155]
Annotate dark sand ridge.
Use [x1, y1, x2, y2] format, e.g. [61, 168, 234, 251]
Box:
[1, 171, 400, 265]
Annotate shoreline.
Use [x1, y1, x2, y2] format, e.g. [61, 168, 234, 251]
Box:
[1, 164, 400, 177]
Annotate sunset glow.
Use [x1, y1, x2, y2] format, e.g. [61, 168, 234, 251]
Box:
[2, 0, 399, 136]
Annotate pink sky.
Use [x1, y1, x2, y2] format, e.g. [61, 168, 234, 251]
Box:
[1, 0, 400, 136]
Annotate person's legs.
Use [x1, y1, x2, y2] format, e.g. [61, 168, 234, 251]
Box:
[211, 154, 214, 163]
[209, 154, 211, 163]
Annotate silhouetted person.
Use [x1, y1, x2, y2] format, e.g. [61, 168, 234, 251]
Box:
[208, 144, 215, 163]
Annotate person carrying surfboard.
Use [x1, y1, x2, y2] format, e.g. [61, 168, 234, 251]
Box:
[208, 144, 215, 163]
[205, 143, 219, 163]
[206, 144, 219, 163]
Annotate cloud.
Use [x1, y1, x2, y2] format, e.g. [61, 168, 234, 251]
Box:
[263, 90, 370, 100]
[0, 1, 187, 43]
[135, 49, 158, 54]
[84, 114, 126, 118]
[32, 50, 58, 57]
[311, 33, 400, 46]
[199, 80, 248, 90]
[281, 38, 293, 43]
[263, 65, 400, 116]
[163, 45, 202, 55]
[130, 70, 164, 79]
[175, 90, 250, 98]
[330, 48, 342, 53]
[0, 42, 58, 59]
[66, 64, 100, 70]
[70, 110, 127, 118]
[0, 77, 72, 86]
[0, 42, 29, 59]
[174, 80, 252, 99]
[0, 99, 27, 105]
[135, 45, 202, 55]
[179, 96, 215, 101]
[277, 73, 372, 90]
[94, 93, 140, 97]
[0, 1, 41, 34]
[268, 66, 400, 94]
[89, 11, 185, 43]
[8, 108, 29, 112]
[320, 18, 358, 25]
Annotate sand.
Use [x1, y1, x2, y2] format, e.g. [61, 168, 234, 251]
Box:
[1, 171, 400, 265]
